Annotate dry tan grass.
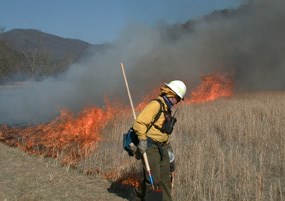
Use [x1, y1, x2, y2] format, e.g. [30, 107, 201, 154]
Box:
[172, 92, 285, 201]
[0, 142, 127, 201]
[1, 91, 284, 200]
[81, 91, 285, 201]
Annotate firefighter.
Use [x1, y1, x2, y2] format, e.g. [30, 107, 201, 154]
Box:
[132, 80, 187, 201]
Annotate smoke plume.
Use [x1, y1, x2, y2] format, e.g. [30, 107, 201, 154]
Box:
[1, 0, 285, 125]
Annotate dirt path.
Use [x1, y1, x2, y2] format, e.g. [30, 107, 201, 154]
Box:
[0, 143, 129, 201]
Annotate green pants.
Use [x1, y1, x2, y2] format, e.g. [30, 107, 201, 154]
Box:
[134, 143, 172, 201]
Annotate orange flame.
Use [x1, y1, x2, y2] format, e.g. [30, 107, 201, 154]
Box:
[187, 73, 233, 103]
[0, 99, 120, 166]
[121, 178, 140, 187]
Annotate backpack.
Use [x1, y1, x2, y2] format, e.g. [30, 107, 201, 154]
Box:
[123, 128, 139, 156]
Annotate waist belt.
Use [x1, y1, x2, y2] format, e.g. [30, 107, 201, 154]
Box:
[147, 137, 167, 160]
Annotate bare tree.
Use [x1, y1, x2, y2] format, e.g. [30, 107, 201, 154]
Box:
[23, 46, 39, 78]
[22, 39, 54, 79]
[37, 51, 54, 79]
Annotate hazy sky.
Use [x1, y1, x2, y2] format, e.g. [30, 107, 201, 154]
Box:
[1, 0, 242, 44]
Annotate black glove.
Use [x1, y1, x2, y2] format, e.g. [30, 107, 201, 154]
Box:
[135, 140, 147, 160]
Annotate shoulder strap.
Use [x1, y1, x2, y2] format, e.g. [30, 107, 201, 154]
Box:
[146, 98, 164, 133]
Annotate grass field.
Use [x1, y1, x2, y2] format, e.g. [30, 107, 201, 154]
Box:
[80, 92, 285, 201]
[1, 92, 285, 200]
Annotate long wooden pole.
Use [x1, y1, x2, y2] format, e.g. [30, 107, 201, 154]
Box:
[120, 63, 136, 119]
[120, 62, 155, 190]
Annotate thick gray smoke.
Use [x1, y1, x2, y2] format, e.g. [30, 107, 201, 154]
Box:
[1, 0, 284, 125]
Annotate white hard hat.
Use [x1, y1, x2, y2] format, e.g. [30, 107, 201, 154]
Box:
[165, 80, 187, 99]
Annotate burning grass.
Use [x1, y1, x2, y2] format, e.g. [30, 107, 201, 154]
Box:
[4, 74, 284, 200]
[0, 73, 232, 166]
[188, 73, 233, 103]
[0, 99, 126, 166]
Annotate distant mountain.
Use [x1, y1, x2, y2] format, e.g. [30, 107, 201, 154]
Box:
[0, 29, 91, 60]
[0, 29, 94, 82]
[0, 7, 240, 83]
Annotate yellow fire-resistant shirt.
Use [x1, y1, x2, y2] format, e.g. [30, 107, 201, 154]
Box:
[133, 96, 169, 143]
